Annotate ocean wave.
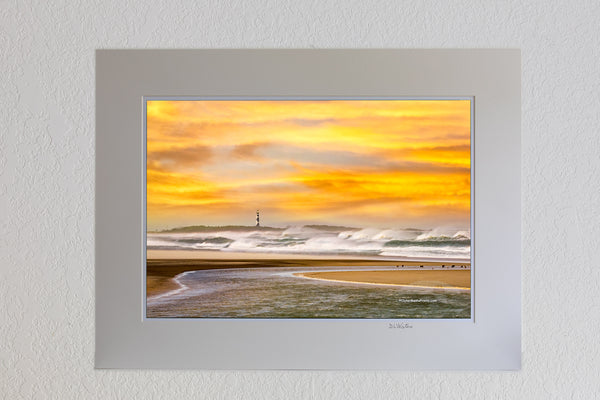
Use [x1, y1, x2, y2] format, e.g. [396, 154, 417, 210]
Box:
[147, 225, 470, 259]
[416, 228, 470, 241]
[384, 239, 470, 248]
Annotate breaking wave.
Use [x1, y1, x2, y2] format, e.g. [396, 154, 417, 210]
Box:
[147, 225, 470, 260]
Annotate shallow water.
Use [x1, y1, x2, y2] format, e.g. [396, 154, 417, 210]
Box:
[146, 265, 471, 319]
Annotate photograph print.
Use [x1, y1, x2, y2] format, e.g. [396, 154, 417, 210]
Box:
[145, 99, 472, 319]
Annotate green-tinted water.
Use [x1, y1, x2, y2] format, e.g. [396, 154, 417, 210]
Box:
[147, 266, 471, 319]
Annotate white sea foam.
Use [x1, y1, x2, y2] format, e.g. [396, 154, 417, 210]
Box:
[146, 271, 193, 302]
[416, 227, 470, 241]
[148, 225, 470, 259]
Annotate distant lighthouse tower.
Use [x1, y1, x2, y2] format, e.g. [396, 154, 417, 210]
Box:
[256, 210, 260, 227]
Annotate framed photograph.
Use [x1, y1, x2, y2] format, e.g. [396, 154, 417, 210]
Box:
[145, 97, 473, 320]
[96, 49, 520, 369]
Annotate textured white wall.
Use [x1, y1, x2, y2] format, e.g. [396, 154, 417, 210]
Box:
[1, 0, 599, 398]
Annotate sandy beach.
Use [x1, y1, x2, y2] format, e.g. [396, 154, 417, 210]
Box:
[146, 252, 470, 297]
[296, 270, 470, 290]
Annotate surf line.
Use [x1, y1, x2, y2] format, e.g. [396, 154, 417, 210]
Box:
[147, 270, 195, 302]
[293, 273, 470, 291]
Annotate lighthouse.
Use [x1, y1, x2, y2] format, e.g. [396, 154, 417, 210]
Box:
[256, 210, 260, 227]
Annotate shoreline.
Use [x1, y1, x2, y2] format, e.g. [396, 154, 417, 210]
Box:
[147, 271, 190, 301]
[146, 255, 470, 298]
[295, 270, 470, 291]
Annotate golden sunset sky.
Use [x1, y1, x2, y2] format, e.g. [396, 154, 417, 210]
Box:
[146, 100, 470, 230]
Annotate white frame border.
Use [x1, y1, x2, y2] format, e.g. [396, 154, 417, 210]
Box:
[96, 49, 520, 369]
